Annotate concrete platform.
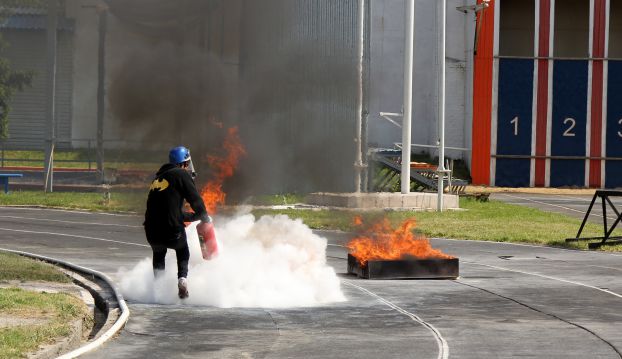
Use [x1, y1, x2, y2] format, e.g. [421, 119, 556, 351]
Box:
[306, 192, 460, 210]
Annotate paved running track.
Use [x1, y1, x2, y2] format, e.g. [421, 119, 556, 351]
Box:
[491, 192, 622, 224]
[0, 206, 620, 358]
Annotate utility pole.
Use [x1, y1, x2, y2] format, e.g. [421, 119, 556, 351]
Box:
[437, 0, 447, 211]
[97, 5, 107, 184]
[44, 0, 58, 193]
[354, 0, 366, 192]
[401, 0, 415, 194]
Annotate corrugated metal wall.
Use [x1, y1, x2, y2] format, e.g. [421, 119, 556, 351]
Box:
[1, 30, 74, 149]
[239, 0, 360, 193]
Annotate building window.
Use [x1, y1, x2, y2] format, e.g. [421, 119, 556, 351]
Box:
[499, 0, 535, 57]
[610, 0, 622, 58]
[554, 0, 589, 58]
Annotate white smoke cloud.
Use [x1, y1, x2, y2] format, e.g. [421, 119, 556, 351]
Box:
[119, 214, 346, 308]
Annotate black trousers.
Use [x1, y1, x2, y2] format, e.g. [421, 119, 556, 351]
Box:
[145, 228, 190, 279]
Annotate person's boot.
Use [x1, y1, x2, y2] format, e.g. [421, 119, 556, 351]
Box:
[178, 277, 189, 299]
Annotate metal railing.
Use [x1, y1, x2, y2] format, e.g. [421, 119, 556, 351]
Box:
[0, 138, 162, 170]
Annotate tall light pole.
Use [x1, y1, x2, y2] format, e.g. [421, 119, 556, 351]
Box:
[44, 0, 58, 193]
[354, 0, 366, 192]
[97, 5, 107, 184]
[401, 0, 415, 194]
[437, 0, 447, 211]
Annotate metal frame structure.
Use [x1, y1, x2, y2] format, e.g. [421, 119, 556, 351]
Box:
[566, 190, 622, 248]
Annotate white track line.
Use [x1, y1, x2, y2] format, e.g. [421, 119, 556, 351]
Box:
[465, 261, 622, 299]
[497, 193, 618, 221]
[344, 280, 449, 359]
[0, 206, 140, 217]
[0, 215, 142, 228]
[437, 237, 622, 257]
[327, 243, 346, 248]
[329, 238, 622, 258]
[0, 227, 148, 248]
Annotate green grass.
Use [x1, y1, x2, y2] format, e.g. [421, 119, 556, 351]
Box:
[1, 190, 620, 251]
[0, 287, 91, 359]
[0, 253, 70, 283]
[0, 150, 95, 169]
[252, 197, 622, 251]
[243, 193, 306, 206]
[0, 253, 91, 358]
[0, 150, 159, 170]
[0, 190, 146, 213]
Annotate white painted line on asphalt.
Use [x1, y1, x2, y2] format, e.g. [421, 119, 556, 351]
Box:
[556, 195, 599, 203]
[327, 244, 346, 248]
[0, 215, 142, 228]
[437, 237, 622, 257]
[466, 261, 622, 299]
[497, 193, 618, 221]
[344, 280, 449, 359]
[0, 227, 149, 248]
[0, 205, 140, 217]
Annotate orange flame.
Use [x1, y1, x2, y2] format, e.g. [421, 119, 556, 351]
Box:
[347, 217, 454, 266]
[200, 127, 246, 213]
[353, 215, 363, 226]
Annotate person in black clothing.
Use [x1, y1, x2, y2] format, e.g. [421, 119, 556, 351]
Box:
[144, 146, 212, 299]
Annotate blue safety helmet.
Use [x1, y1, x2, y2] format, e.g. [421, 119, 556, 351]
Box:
[169, 146, 191, 165]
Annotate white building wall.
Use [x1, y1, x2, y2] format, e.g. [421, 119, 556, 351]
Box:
[101, 13, 146, 145]
[66, 0, 473, 158]
[67, 0, 145, 149]
[66, 0, 99, 148]
[368, 0, 471, 161]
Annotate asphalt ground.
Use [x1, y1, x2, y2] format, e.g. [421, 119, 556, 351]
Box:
[491, 192, 622, 225]
[0, 206, 621, 358]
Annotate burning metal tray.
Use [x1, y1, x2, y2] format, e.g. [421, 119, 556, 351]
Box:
[347, 254, 459, 279]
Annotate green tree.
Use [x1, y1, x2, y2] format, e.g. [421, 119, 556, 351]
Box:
[0, 49, 33, 139]
[0, 0, 44, 138]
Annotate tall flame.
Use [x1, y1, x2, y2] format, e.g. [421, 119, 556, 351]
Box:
[347, 217, 453, 266]
[201, 127, 246, 213]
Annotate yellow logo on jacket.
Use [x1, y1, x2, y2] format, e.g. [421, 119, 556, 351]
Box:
[150, 178, 169, 192]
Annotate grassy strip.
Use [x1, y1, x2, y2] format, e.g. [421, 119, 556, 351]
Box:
[0, 253, 70, 283]
[0, 287, 92, 359]
[0, 150, 158, 170]
[0, 253, 92, 358]
[0, 190, 145, 213]
[244, 193, 307, 206]
[252, 198, 622, 251]
[1, 191, 620, 251]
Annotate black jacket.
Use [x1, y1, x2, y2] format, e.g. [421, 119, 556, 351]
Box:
[144, 163, 209, 236]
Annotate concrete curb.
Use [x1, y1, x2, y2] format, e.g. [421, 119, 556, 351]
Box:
[0, 248, 130, 358]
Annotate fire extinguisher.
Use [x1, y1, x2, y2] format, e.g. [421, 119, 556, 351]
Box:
[196, 219, 218, 260]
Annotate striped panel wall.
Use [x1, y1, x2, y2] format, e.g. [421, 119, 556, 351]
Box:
[475, 0, 615, 188]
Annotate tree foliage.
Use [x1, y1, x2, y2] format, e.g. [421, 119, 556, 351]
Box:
[0, 52, 33, 138]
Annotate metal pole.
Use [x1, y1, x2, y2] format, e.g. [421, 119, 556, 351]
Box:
[362, 0, 371, 192]
[354, 0, 366, 193]
[437, 0, 447, 211]
[97, 6, 107, 184]
[401, 0, 415, 194]
[464, 7, 476, 171]
[44, 0, 58, 193]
